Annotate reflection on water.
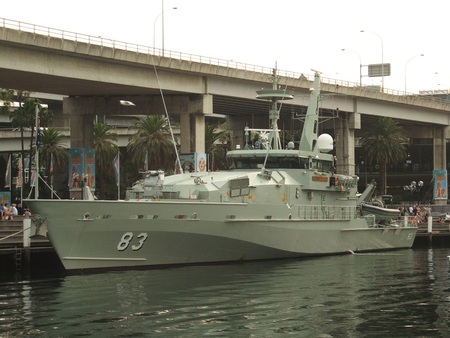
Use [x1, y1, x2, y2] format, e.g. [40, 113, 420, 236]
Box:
[1, 248, 450, 337]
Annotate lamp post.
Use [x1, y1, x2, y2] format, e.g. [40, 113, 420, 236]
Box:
[360, 30, 384, 91]
[403, 180, 423, 204]
[416, 180, 424, 204]
[404, 54, 424, 93]
[153, 0, 177, 56]
[341, 48, 362, 86]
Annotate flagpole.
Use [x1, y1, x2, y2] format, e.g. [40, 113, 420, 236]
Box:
[34, 101, 39, 199]
[50, 153, 54, 199]
[117, 151, 120, 200]
[19, 154, 23, 205]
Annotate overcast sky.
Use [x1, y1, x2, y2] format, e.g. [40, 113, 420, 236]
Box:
[2, 0, 449, 94]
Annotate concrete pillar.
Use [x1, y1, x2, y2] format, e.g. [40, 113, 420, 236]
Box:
[335, 111, 359, 176]
[64, 94, 212, 154]
[226, 116, 247, 150]
[63, 97, 111, 148]
[433, 126, 448, 205]
[193, 94, 213, 153]
[194, 114, 205, 153]
[433, 126, 447, 170]
[179, 113, 191, 153]
[178, 94, 212, 153]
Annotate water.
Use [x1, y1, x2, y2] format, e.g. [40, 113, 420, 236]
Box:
[1, 248, 450, 337]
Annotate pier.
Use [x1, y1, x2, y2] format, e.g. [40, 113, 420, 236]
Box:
[0, 217, 63, 277]
[415, 216, 450, 246]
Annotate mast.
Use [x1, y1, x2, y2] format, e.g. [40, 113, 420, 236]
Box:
[298, 71, 321, 152]
[256, 67, 293, 150]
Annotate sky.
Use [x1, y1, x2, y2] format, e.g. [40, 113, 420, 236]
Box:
[2, 0, 450, 94]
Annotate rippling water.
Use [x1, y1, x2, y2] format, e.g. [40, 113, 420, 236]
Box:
[1, 248, 450, 337]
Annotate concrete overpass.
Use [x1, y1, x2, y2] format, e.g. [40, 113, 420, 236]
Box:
[1, 18, 450, 196]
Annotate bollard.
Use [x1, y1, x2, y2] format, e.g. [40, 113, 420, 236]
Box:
[427, 216, 432, 234]
[23, 213, 31, 248]
[22, 212, 32, 277]
[404, 215, 408, 227]
[427, 215, 433, 245]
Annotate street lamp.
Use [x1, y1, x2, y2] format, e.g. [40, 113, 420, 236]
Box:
[360, 30, 384, 91]
[403, 180, 423, 204]
[341, 48, 362, 86]
[404, 54, 424, 93]
[415, 180, 424, 204]
[153, 1, 177, 56]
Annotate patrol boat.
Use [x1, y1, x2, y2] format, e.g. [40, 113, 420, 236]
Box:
[25, 71, 417, 272]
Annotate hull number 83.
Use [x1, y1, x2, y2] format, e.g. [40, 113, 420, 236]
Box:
[117, 232, 148, 251]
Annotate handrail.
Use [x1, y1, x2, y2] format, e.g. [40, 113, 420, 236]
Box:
[1, 17, 449, 104]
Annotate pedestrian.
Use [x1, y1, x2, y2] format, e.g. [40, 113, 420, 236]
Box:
[11, 203, 18, 216]
[3, 203, 9, 220]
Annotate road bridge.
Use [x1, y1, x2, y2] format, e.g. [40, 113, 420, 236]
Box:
[1, 18, 450, 202]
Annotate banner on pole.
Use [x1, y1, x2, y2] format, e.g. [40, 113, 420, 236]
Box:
[112, 154, 120, 185]
[69, 148, 96, 189]
[4, 155, 11, 188]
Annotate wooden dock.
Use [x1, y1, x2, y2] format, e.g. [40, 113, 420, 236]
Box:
[414, 216, 450, 246]
[0, 217, 64, 277]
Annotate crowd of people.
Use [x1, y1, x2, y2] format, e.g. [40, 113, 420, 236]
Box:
[0, 202, 24, 221]
[398, 204, 430, 224]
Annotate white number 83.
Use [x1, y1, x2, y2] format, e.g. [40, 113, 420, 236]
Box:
[117, 232, 148, 251]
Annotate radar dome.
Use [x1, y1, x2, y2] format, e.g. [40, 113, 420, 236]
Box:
[317, 133, 333, 153]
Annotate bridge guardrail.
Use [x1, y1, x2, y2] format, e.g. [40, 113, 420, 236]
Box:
[1, 17, 449, 104]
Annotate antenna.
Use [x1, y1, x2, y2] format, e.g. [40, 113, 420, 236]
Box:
[152, 64, 184, 174]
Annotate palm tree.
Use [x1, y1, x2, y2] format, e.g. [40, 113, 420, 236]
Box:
[360, 117, 408, 195]
[127, 115, 175, 171]
[205, 122, 231, 170]
[1, 90, 53, 198]
[0, 88, 14, 115]
[39, 128, 68, 197]
[92, 122, 118, 199]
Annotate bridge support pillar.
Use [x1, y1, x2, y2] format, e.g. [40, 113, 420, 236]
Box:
[433, 126, 448, 205]
[179, 94, 212, 154]
[335, 112, 359, 177]
[64, 94, 212, 153]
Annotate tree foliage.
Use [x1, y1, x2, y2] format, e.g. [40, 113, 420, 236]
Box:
[205, 122, 231, 170]
[39, 128, 68, 197]
[360, 117, 408, 194]
[92, 122, 118, 199]
[127, 115, 176, 171]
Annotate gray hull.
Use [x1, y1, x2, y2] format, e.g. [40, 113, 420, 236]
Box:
[26, 199, 417, 271]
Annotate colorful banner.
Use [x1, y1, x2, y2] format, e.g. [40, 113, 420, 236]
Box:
[195, 153, 207, 172]
[69, 148, 95, 189]
[179, 154, 195, 173]
[179, 153, 208, 173]
[0, 191, 11, 207]
[4, 155, 11, 188]
[433, 169, 447, 200]
[84, 148, 96, 188]
[112, 153, 119, 185]
[16, 156, 22, 188]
